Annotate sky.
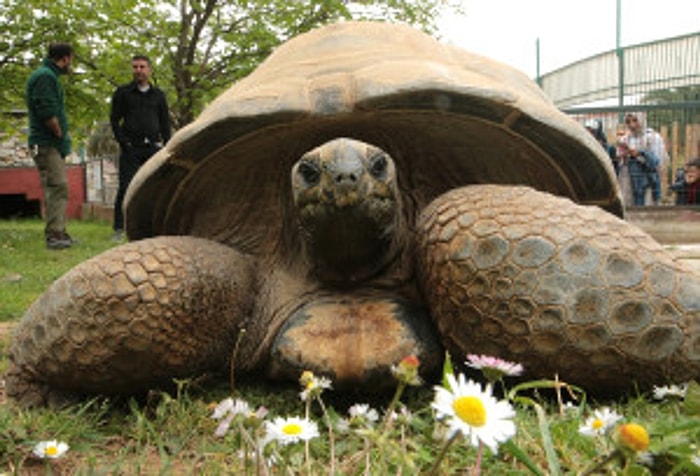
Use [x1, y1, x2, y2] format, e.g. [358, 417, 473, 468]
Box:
[437, 0, 700, 78]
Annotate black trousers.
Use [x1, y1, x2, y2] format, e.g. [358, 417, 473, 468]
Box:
[113, 144, 160, 231]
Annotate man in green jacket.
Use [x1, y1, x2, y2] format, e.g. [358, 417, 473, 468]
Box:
[25, 42, 75, 249]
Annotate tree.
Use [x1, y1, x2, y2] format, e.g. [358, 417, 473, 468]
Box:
[0, 0, 462, 144]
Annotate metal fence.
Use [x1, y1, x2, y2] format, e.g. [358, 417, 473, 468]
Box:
[538, 32, 700, 202]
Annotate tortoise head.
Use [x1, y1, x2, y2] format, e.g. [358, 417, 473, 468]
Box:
[291, 138, 403, 285]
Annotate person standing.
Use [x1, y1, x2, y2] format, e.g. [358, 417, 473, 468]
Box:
[584, 118, 618, 175]
[672, 158, 700, 205]
[25, 42, 75, 249]
[110, 55, 171, 241]
[618, 113, 666, 206]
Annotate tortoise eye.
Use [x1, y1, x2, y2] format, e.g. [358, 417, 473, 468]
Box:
[369, 153, 388, 180]
[298, 161, 321, 185]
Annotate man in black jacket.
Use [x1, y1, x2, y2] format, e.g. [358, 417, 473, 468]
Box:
[110, 55, 171, 241]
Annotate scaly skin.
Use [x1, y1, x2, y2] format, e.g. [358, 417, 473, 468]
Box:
[6, 236, 255, 407]
[417, 184, 700, 394]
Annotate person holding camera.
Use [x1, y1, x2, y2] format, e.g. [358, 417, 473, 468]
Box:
[110, 54, 171, 241]
[617, 113, 666, 206]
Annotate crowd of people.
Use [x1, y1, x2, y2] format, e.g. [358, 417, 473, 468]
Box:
[584, 113, 699, 207]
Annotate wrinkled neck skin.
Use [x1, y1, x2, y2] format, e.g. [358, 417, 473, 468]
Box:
[298, 192, 405, 286]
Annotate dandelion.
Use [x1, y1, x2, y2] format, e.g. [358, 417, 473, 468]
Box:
[616, 422, 650, 453]
[652, 383, 687, 401]
[432, 372, 516, 454]
[299, 370, 332, 402]
[578, 407, 622, 437]
[32, 440, 69, 459]
[264, 416, 319, 446]
[466, 354, 524, 383]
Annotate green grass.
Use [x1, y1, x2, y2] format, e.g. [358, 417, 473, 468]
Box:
[1, 219, 699, 475]
[0, 219, 118, 322]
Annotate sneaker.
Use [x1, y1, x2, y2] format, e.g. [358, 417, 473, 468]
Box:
[59, 230, 78, 245]
[46, 231, 72, 250]
[112, 229, 125, 242]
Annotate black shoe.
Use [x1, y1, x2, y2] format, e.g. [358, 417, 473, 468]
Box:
[46, 231, 72, 250]
[55, 230, 78, 245]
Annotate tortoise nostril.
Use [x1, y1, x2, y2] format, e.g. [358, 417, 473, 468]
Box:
[336, 173, 357, 184]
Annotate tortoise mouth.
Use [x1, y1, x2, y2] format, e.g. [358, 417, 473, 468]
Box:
[297, 194, 399, 283]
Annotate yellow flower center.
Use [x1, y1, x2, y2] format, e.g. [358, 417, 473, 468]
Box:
[592, 418, 604, 430]
[282, 423, 303, 436]
[453, 396, 487, 427]
[618, 423, 650, 452]
[46, 445, 58, 456]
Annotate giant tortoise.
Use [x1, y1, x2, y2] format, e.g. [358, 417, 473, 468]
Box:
[7, 21, 700, 407]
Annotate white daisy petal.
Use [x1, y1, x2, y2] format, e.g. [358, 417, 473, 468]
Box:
[578, 407, 622, 437]
[32, 440, 69, 459]
[264, 416, 319, 446]
[212, 397, 234, 419]
[432, 372, 516, 454]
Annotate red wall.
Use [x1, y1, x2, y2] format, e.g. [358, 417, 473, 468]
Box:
[0, 165, 86, 218]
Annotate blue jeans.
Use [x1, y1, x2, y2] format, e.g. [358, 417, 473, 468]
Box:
[628, 159, 649, 206]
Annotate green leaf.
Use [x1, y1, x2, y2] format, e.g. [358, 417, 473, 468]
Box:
[502, 439, 545, 476]
[532, 402, 562, 476]
[442, 350, 454, 389]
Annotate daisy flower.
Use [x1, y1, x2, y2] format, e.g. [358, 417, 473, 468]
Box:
[299, 370, 332, 401]
[264, 416, 319, 446]
[466, 354, 524, 382]
[348, 403, 379, 426]
[212, 397, 251, 420]
[432, 373, 516, 454]
[578, 407, 622, 437]
[32, 440, 69, 459]
[211, 397, 267, 436]
[652, 383, 687, 401]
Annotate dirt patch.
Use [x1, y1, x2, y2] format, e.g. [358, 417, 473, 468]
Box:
[0, 321, 14, 344]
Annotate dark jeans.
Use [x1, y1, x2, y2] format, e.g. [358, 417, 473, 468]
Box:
[113, 144, 159, 231]
[628, 158, 649, 206]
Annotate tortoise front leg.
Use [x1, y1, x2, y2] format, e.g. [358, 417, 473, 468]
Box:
[6, 236, 256, 407]
[416, 184, 700, 394]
